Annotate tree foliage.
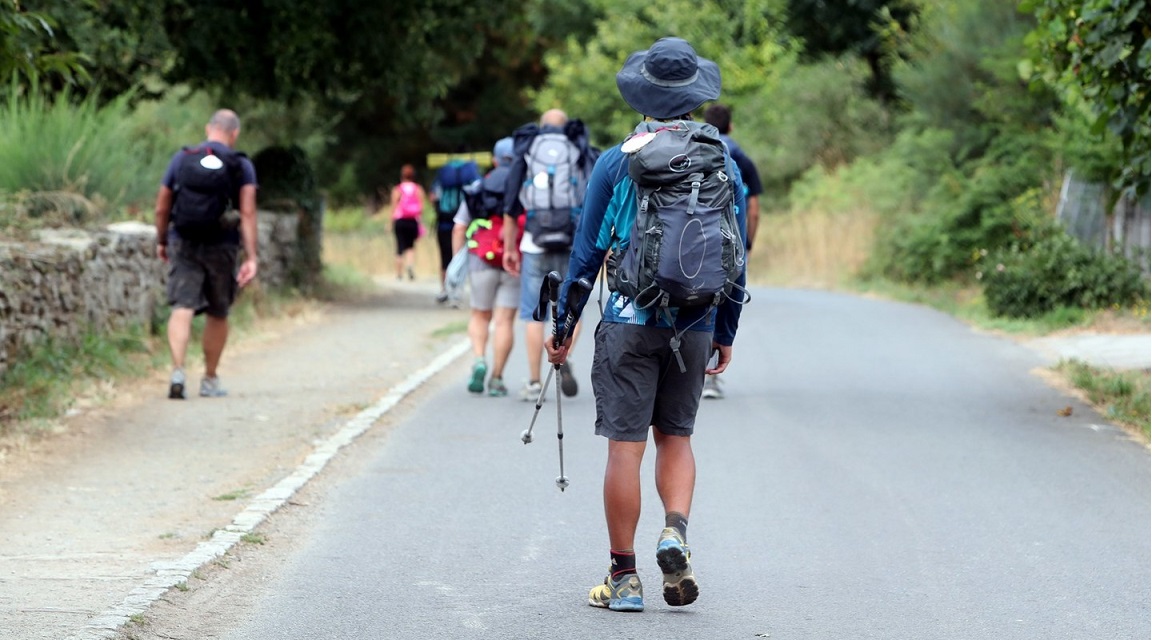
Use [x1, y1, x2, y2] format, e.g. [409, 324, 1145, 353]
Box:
[1022, 0, 1151, 197]
[782, 0, 918, 104]
[533, 0, 793, 149]
[0, 0, 87, 87]
[157, 0, 551, 196]
[20, 0, 171, 102]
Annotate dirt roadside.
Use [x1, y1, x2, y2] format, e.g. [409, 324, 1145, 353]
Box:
[0, 279, 470, 640]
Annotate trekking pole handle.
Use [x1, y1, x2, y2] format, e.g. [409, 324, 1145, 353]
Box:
[544, 271, 564, 345]
[533, 270, 562, 322]
[556, 277, 593, 348]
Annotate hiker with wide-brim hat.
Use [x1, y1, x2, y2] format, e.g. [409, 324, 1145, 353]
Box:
[541, 36, 748, 612]
[614, 37, 721, 119]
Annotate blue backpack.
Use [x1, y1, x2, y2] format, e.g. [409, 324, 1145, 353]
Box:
[435, 160, 480, 223]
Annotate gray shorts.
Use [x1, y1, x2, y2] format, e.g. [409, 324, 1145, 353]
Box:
[166, 241, 239, 317]
[468, 257, 519, 311]
[590, 321, 713, 442]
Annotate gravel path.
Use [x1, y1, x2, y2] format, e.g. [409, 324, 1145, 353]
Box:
[0, 280, 469, 640]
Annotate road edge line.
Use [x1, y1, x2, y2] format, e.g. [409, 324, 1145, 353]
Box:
[67, 338, 471, 639]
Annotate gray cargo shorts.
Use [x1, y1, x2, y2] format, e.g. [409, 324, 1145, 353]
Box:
[590, 321, 713, 442]
[166, 240, 239, 317]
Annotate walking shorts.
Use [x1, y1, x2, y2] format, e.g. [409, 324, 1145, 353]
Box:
[468, 258, 520, 311]
[393, 218, 419, 255]
[167, 240, 239, 317]
[590, 322, 713, 442]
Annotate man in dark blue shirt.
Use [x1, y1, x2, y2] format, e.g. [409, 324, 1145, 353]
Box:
[154, 109, 258, 400]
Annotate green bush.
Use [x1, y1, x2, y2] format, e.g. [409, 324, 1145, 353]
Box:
[872, 137, 1052, 284]
[981, 226, 1149, 318]
[0, 83, 170, 215]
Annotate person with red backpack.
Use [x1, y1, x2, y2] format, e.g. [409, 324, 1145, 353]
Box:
[389, 164, 428, 281]
[450, 137, 522, 396]
[154, 109, 259, 400]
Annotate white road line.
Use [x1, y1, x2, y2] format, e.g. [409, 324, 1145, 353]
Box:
[66, 338, 470, 640]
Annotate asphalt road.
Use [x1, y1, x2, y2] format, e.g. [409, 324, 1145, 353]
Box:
[135, 288, 1151, 640]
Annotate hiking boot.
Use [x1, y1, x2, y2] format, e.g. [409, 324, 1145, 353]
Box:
[588, 572, 644, 612]
[520, 380, 543, 402]
[487, 377, 508, 397]
[701, 375, 724, 400]
[199, 376, 228, 398]
[656, 528, 698, 606]
[168, 368, 186, 400]
[558, 361, 578, 397]
[435, 290, 449, 304]
[468, 359, 487, 394]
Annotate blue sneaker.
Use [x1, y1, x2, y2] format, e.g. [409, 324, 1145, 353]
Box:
[588, 571, 643, 612]
[656, 528, 698, 606]
[468, 359, 487, 394]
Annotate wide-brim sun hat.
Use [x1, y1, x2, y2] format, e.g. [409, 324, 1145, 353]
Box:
[615, 37, 721, 120]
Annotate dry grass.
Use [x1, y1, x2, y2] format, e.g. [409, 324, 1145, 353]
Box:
[325, 206, 881, 289]
[747, 207, 880, 288]
[323, 212, 444, 281]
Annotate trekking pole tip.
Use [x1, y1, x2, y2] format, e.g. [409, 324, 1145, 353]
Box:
[555, 476, 570, 491]
[521, 429, 534, 444]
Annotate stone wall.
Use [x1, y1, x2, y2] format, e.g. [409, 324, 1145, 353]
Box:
[0, 211, 300, 379]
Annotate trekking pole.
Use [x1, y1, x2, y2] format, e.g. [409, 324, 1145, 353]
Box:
[552, 277, 593, 492]
[520, 271, 565, 446]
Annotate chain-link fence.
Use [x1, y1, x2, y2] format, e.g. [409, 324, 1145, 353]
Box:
[1057, 171, 1150, 273]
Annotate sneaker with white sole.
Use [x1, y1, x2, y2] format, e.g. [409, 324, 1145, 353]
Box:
[656, 527, 698, 606]
[519, 380, 543, 402]
[701, 375, 724, 400]
[199, 376, 228, 398]
[168, 368, 186, 400]
[588, 571, 644, 612]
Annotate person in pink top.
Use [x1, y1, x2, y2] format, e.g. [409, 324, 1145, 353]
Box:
[389, 164, 427, 281]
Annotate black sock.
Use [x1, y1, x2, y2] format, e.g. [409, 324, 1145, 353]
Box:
[666, 511, 689, 540]
[610, 549, 636, 578]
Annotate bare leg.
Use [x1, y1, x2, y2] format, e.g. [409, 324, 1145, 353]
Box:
[491, 307, 516, 379]
[403, 248, 416, 277]
[202, 314, 229, 378]
[604, 438, 647, 551]
[166, 307, 195, 369]
[525, 320, 545, 383]
[653, 430, 695, 519]
[468, 309, 493, 360]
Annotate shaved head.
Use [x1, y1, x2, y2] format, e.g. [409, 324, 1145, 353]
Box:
[208, 109, 241, 133]
[205, 109, 241, 147]
[540, 109, 568, 127]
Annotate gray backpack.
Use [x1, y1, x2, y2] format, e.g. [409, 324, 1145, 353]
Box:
[614, 120, 746, 311]
[520, 131, 585, 251]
